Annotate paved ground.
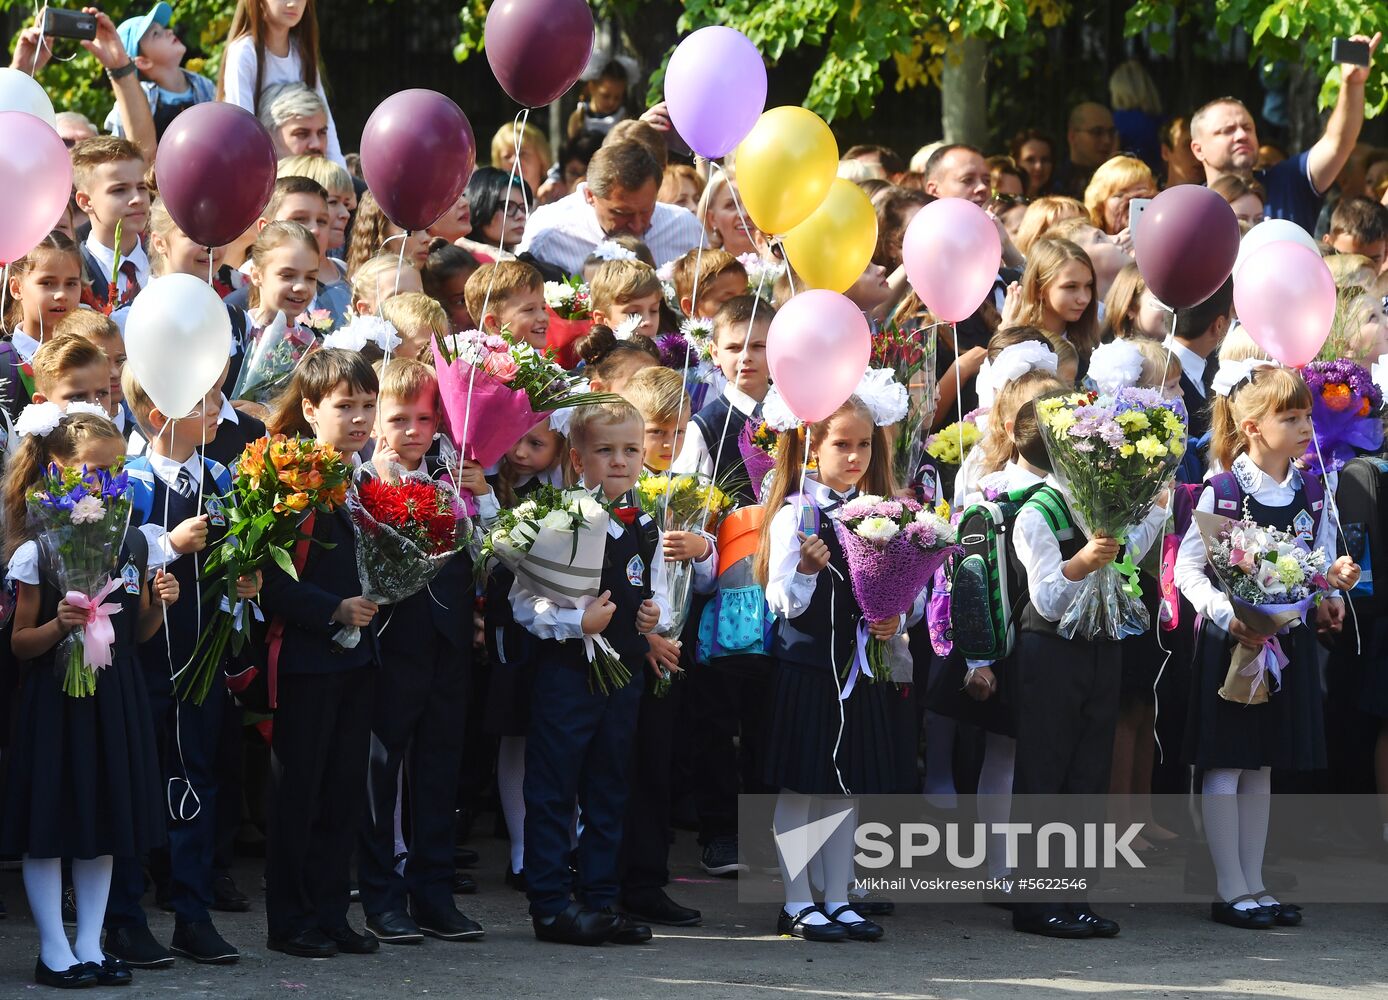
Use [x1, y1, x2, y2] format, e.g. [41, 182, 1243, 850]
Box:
[0, 834, 1384, 1000]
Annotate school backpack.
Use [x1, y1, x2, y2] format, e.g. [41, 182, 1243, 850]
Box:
[1329, 454, 1388, 614]
[696, 505, 775, 674]
[949, 483, 1069, 661]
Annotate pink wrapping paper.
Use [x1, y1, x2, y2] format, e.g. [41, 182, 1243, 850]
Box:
[432, 340, 547, 468]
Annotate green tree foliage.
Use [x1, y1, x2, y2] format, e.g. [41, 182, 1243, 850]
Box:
[1124, 0, 1388, 117]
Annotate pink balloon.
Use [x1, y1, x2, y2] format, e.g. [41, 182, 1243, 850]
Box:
[1233, 242, 1335, 367]
[766, 289, 871, 423]
[901, 198, 1001, 323]
[0, 111, 71, 264]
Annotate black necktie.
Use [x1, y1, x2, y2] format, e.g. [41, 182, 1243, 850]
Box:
[1200, 360, 1217, 397]
[821, 488, 857, 516]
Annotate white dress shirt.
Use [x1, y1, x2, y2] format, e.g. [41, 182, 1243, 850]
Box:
[10, 328, 39, 362]
[1163, 336, 1207, 397]
[671, 383, 761, 479]
[518, 184, 705, 274]
[508, 486, 672, 642]
[137, 450, 206, 572]
[764, 477, 924, 632]
[85, 231, 151, 298]
[1174, 453, 1339, 632]
[1013, 476, 1167, 624]
[6, 540, 40, 585]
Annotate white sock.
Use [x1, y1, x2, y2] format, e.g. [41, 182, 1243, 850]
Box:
[497, 736, 526, 874]
[23, 857, 77, 970]
[1202, 769, 1256, 909]
[774, 792, 829, 926]
[978, 733, 1016, 878]
[1236, 767, 1274, 905]
[70, 856, 113, 965]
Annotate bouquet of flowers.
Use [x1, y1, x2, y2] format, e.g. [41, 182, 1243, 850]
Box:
[635, 472, 733, 639]
[189, 435, 351, 703]
[432, 330, 612, 469]
[297, 309, 336, 336]
[1300, 360, 1383, 475]
[332, 470, 472, 649]
[834, 494, 958, 691]
[924, 419, 980, 466]
[873, 321, 938, 488]
[658, 318, 724, 412]
[28, 459, 132, 697]
[543, 275, 593, 369]
[232, 311, 319, 405]
[1035, 386, 1187, 640]
[737, 420, 780, 502]
[738, 252, 784, 300]
[1195, 510, 1330, 704]
[478, 485, 629, 693]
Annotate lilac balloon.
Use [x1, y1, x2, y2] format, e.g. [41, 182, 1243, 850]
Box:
[1233, 242, 1335, 368]
[485, 0, 594, 108]
[901, 198, 1002, 323]
[766, 289, 871, 423]
[361, 90, 476, 232]
[1133, 184, 1239, 309]
[156, 103, 276, 249]
[0, 112, 70, 264]
[664, 26, 766, 160]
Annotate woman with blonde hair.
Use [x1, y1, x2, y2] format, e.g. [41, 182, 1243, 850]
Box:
[1102, 262, 1168, 341]
[1084, 156, 1158, 236]
[489, 121, 552, 196]
[700, 169, 761, 256]
[1014, 195, 1086, 256]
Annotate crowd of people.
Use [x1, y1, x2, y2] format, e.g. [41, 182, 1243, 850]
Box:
[0, 0, 1386, 990]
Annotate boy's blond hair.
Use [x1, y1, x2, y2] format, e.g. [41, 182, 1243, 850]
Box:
[1130, 337, 1182, 388]
[374, 356, 439, 404]
[277, 154, 353, 195]
[622, 366, 689, 426]
[463, 260, 542, 325]
[350, 253, 420, 315]
[121, 364, 159, 437]
[590, 259, 662, 316]
[54, 310, 120, 345]
[32, 334, 105, 396]
[70, 135, 145, 192]
[568, 399, 643, 451]
[671, 248, 745, 308]
[381, 292, 448, 359]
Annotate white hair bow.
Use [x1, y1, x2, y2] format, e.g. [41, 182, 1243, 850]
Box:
[976, 341, 1058, 409]
[1087, 339, 1146, 395]
[854, 368, 910, 427]
[1211, 357, 1278, 398]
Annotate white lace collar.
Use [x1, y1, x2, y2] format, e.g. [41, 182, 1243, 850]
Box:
[1231, 452, 1299, 494]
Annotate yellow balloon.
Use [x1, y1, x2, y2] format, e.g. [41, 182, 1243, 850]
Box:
[781, 178, 879, 294]
[733, 106, 838, 235]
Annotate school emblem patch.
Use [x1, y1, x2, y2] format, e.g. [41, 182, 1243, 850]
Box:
[626, 555, 644, 587]
[1292, 509, 1314, 542]
[121, 561, 141, 595]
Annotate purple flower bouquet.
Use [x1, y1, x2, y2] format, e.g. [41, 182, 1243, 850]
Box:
[738, 419, 778, 502]
[1301, 360, 1383, 475]
[833, 495, 958, 694]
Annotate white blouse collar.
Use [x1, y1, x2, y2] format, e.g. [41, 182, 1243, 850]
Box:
[1232, 452, 1299, 493]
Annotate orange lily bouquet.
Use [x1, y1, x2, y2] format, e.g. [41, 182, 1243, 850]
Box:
[184, 435, 351, 703]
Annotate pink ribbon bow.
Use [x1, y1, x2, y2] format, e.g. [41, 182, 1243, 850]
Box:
[1238, 634, 1289, 703]
[64, 577, 124, 671]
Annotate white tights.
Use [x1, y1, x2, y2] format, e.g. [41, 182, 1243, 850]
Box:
[1201, 767, 1274, 909]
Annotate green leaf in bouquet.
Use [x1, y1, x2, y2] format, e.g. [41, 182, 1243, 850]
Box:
[269, 545, 299, 581]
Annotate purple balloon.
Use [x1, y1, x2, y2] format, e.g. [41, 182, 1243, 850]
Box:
[155, 103, 276, 249]
[360, 90, 477, 232]
[1132, 185, 1239, 309]
[485, 0, 594, 108]
[664, 26, 766, 159]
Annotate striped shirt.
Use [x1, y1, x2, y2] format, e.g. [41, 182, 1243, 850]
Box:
[518, 184, 704, 274]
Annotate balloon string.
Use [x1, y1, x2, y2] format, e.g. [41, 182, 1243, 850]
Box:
[706, 263, 768, 510]
[474, 107, 531, 337]
[661, 174, 709, 514]
[1308, 420, 1362, 656]
[1, 262, 9, 335]
[376, 229, 410, 364]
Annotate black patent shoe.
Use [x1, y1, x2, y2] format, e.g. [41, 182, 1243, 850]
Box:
[504, 867, 528, 892]
[776, 905, 848, 942]
[826, 904, 884, 941]
[1012, 905, 1094, 938]
[321, 925, 379, 954]
[1211, 896, 1274, 930]
[34, 958, 98, 989]
[532, 901, 619, 946]
[621, 888, 702, 927]
[601, 909, 652, 944]
[1068, 906, 1120, 938]
[87, 957, 132, 987]
[266, 929, 337, 958]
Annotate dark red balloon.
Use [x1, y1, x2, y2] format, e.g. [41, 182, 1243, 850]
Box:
[360, 90, 477, 233]
[1132, 185, 1240, 310]
[154, 103, 276, 249]
[485, 0, 594, 108]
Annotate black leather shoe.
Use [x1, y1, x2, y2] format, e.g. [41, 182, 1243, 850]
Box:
[1012, 907, 1094, 939]
[90, 956, 132, 986]
[621, 888, 701, 927]
[826, 904, 884, 941]
[601, 909, 651, 944]
[412, 905, 485, 941]
[104, 925, 175, 968]
[776, 905, 848, 942]
[504, 867, 528, 892]
[34, 958, 98, 989]
[1210, 897, 1274, 930]
[454, 847, 479, 869]
[170, 920, 239, 963]
[211, 874, 251, 913]
[451, 872, 478, 895]
[266, 929, 338, 958]
[366, 911, 423, 944]
[322, 925, 379, 954]
[532, 901, 619, 945]
[1068, 907, 1120, 938]
[1267, 902, 1303, 927]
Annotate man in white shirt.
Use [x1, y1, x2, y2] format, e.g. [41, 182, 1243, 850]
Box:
[519, 141, 703, 274]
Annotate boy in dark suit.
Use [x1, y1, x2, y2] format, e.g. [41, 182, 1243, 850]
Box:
[1167, 278, 1233, 482]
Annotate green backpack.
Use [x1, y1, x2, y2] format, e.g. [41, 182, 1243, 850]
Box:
[950, 483, 1072, 660]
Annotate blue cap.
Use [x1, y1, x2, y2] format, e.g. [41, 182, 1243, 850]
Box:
[116, 2, 173, 60]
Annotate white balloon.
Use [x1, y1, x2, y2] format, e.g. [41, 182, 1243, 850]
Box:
[0, 68, 56, 128]
[125, 274, 232, 420]
[1233, 218, 1320, 278]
